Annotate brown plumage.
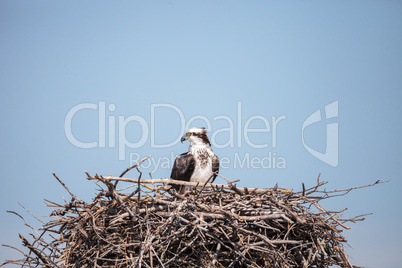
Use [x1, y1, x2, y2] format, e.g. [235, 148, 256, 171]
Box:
[170, 128, 219, 194]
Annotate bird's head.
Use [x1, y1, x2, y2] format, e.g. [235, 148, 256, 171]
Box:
[181, 127, 211, 147]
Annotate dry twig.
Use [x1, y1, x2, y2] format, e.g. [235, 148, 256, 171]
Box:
[1, 164, 385, 268]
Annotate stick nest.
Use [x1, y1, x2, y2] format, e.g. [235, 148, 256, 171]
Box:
[2, 163, 384, 268]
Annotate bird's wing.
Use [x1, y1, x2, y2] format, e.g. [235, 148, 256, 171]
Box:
[170, 152, 196, 192]
[211, 154, 219, 183]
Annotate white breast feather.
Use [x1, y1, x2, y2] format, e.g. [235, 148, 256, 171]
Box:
[189, 148, 215, 184]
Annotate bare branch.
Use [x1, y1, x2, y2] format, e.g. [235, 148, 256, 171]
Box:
[3, 169, 386, 268]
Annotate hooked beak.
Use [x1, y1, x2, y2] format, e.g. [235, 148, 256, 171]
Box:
[181, 135, 187, 143]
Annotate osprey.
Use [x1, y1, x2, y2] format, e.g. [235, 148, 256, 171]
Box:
[170, 128, 219, 194]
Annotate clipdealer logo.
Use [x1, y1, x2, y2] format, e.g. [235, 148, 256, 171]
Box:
[302, 101, 339, 167]
[64, 101, 338, 169]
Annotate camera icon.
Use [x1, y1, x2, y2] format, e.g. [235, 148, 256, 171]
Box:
[302, 101, 338, 167]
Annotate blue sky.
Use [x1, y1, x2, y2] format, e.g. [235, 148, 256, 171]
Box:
[1, 1, 401, 267]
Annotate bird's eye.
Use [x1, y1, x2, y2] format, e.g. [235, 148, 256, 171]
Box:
[187, 133, 192, 136]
